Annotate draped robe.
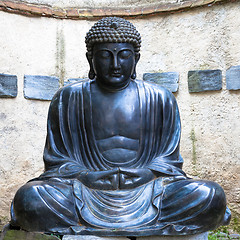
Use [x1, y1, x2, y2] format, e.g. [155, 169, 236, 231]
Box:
[11, 79, 229, 235]
[41, 80, 185, 178]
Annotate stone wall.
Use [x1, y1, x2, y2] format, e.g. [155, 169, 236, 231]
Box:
[0, 0, 240, 229]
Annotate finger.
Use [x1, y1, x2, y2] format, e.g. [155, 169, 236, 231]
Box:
[119, 168, 136, 174]
[96, 169, 119, 180]
[119, 173, 125, 188]
[107, 168, 119, 174]
[111, 174, 119, 189]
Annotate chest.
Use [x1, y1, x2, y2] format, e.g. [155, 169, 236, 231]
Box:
[91, 83, 141, 140]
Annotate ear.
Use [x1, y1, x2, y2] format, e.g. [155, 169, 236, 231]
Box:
[86, 52, 96, 79]
[135, 52, 140, 63]
[131, 53, 140, 80]
[86, 52, 92, 64]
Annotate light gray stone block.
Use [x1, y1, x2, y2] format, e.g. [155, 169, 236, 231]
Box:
[24, 75, 59, 100]
[229, 233, 240, 239]
[0, 73, 17, 98]
[226, 65, 240, 90]
[188, 70, 222, 93]
[143, 72, 179, 92]
[138, 232, 208, 240]
[62, 236, 128, 240]
[62, 232, 208, 240]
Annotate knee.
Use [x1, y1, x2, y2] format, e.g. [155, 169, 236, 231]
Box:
[12, 181, 48, 226]
[196, 180, 227, 227]
[13, 181, 46, 212]
[161, 179, 228, 230]
[186, 179, 226, 204]
[12, 181, 63, 231]
[200, 180, 226, 209]
[12, 180, 78, 232]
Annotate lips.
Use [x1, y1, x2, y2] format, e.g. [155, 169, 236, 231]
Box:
[111, 72, 121, 77]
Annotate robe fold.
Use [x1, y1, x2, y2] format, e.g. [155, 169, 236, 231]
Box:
[40, 80, 185, 179]
[34, 79, 188, 230]
[11, 79, 229, 235]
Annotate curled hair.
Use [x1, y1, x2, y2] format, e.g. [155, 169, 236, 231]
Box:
[85, 17, 141, 56]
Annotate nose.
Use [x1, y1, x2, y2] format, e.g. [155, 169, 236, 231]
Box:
[112, 54, 120, 70]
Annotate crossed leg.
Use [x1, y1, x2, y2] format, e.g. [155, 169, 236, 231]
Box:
[11, 179, 79, 233]
[159, 179, 230, 232]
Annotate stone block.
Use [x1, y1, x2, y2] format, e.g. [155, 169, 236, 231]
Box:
[143, 72, 179, 92]
[64, 78, 87, 86]
[188, 69, 222, 93]
[63, 236, 128, 240]
[62, 232, 208, 240]
[229, 233, 240, 239]
[24, 75, 59, 100]
[2, 230, 59, 240]
[138, 232, 208, 240]
[0, 73, 17, 98]
[226, 65, 240, 90]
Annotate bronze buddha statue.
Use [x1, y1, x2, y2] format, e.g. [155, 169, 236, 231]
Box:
[10, 17, 231, 236]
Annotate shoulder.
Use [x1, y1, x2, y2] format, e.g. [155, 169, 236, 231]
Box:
[51, 79, 90, 103]
[136, 79, 175, 100]
[61, 79, 90, 94]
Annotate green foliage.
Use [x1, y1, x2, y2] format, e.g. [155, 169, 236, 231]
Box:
[50, 233, 62, 239]
[208, 213, 240, 239]
[226, 209, 240, 234]
[0, 216, 9, 233]
[233, 214, 240, 233]
[208, 209, 240, 239]
[3, 230, 61, 240]
[208, 232, 219, 240]
[190, 128, 198, 176]
[208, 230, 230, 240]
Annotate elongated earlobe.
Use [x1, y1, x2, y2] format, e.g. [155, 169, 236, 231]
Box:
[86, 52, 96, 80]
[131, 71, 136, 79]
[131, 53, 140, 80]
[89, 70, 96, 79]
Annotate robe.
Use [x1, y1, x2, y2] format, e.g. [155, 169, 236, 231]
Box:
[11, 80, 229, 235]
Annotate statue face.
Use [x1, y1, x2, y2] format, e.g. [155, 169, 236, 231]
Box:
[92, 43, 136, 90]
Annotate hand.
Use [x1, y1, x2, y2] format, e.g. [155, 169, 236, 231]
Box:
[78, 168, 119, 190]
[119, 168, 155, 189]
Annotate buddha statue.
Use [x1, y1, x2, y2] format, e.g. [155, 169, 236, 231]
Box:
[10, 17, 231, 236]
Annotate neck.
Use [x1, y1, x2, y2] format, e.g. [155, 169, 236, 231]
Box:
[95, 79, 131, 92]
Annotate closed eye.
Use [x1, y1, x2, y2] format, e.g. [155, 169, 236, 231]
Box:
[98, 50, 111, 59]
[119, 50, 132, 59]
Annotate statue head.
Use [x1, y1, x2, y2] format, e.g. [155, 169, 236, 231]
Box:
[85, 17, 141, 90]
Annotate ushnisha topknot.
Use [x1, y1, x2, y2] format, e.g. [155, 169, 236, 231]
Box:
[85, 17, 141, 55]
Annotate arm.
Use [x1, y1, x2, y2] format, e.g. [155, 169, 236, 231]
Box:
[145, 85, 185, 177]
[40, 85, 86, 180]
[117, 85, 186, 188]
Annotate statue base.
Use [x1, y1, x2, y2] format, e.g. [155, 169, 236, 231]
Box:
[62, 232, 208, 240]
